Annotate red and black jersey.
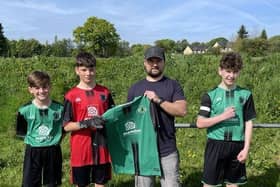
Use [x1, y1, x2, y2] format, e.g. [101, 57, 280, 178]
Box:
[63, 84, 114, 167]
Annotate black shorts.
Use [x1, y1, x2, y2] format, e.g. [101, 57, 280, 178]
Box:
[22, 144, 62, 187]
[202, 139, 247, 186]
[72, 163, 111, 186]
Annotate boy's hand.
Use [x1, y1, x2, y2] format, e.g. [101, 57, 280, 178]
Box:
[237, 148, 249, 163]
[223, 107, 236, 120]
[79, 116, 105, 129]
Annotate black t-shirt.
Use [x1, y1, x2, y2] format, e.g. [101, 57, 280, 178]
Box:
[127, 76, 186, 157]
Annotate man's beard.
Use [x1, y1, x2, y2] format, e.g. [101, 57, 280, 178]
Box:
[145, 67, 163, 78]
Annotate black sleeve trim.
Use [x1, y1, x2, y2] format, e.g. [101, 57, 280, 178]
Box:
[16, 112, 27, 138]
[108, 93, 115, 109]
[198, 93, 211, 117]
[243, 94, 257, 121]
[63, 98, 73, 125]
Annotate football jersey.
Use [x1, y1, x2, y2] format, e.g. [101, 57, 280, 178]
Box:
[63, 85, 114, 167]
[103, 96, 161, 176]
[16, 100, 63, 147]
[198, 86, 256, 141]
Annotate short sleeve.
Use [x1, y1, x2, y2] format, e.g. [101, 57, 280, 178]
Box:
[62, 98, 73, 125]
[243, 94, 257, 122]
[198, 93, 211, 118]
[16, 111, 27, 137]
[127, 86, 134, 102]
[172, 81, 186, 101]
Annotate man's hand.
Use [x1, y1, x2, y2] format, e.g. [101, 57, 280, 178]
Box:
[144, 90, 163, 105]
[79, 116, 105, 129]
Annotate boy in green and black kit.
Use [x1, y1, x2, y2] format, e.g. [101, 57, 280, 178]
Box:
[196, 52, 256, 187]
[16, 70, 64, 187]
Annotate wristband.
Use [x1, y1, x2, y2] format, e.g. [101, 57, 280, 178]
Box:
[157, 97, 165, 105]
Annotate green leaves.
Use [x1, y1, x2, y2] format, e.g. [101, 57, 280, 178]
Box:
[73, 16, 120, 57]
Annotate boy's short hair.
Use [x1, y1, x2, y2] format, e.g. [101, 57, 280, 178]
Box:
[76, 52, 96, 67]
[27, 71, 50, 88]
[220, 52, 243, 71]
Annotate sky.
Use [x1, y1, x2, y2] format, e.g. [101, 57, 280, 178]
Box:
[1, 0, 280, 45]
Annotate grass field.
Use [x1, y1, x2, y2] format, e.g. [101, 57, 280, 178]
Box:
[0, 53, 279, 186]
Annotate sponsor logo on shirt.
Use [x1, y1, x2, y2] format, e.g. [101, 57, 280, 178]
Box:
[36, 125, 52, 142]
[216, 97, 222, 102]
[125, 121, 136, 131]
[123, 121, 141, 136]
[87, 106, 98, 116]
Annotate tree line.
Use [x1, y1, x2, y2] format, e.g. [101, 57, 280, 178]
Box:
[1, 17, 280, 58]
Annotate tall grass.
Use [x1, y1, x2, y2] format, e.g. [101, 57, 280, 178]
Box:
[0, 53, 279, 186]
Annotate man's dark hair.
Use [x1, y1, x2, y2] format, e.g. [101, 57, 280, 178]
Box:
[220, 52, 243, 71]
[76, 52, 96, 67]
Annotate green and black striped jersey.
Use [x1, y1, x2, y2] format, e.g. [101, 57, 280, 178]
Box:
[198, 86, 256, 141]
[16, 100, 64, 147]
[103, 96, 161, 176]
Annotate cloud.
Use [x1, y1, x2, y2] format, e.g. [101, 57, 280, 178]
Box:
[1, 0, 279, 44]
[4, 0, 85, 15]
[262, 0, 280, 11]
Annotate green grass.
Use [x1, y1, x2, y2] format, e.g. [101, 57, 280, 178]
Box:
[0, 53, 279, 186]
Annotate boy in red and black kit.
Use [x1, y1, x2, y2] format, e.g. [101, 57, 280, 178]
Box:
[63, 52, 115, 187]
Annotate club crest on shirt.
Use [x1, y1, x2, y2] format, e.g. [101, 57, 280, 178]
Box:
[53, 112, 61, 121]
[100, 94, 107, 101]
[137, 105, 147, 114]
[87, 106, 98, 116]
[239, 97, 245, 105]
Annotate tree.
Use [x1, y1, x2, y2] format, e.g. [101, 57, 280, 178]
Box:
[131, 44, 145, 55]
[0, 23, 8, 56]
[191, 41, 203, 47]
[174, 39, 189, 53]
[241, 38, 268, 56]
[115, 40, 131, 57]
[154, 39, 175, 52]
[207, 46, 221, 56]
[260, 29, 268, 40]
[237, 25, 248, 39]
[232, 37, 243, 52]
[10, 39, 43, 57]
[207, 37, 228, 48]
[7, 40, 17, 57]
[49, 36, 74, 57]
[268, 35, 280, 52]
[73, 16, 120, 57]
